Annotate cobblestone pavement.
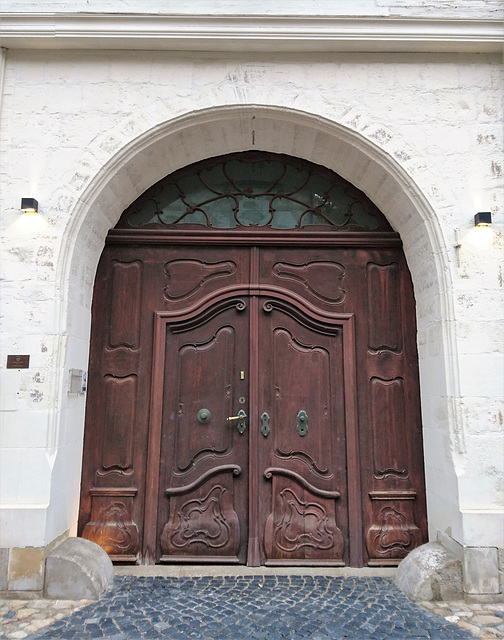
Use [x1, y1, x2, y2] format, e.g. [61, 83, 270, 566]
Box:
[1, 575, 503, 640]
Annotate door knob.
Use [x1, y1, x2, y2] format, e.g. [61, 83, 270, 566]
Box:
[227, 409, 247, 434]
[197, 408, 211, 424]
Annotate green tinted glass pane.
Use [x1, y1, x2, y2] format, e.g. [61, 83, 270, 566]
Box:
[225, 159, 285, 193]
[276, 163, 311, 195]
[178, 210, 208, 225]
[128, 200, 159, 226]
[205, 198, 239, 227]
[270, 197, 306, 228]
[237, 197, 271, 226]
[348, 202, 379, 229]
[199, 163, 229, 196]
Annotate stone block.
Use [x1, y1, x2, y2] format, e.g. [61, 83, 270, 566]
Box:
[499, 548, 504, 594]
[8, 546, 44, 591]
[44, 537, 114, 600]
[463, 546, 500, 594]
[396, 541, 463, 602]
[0, 548, 8, 590]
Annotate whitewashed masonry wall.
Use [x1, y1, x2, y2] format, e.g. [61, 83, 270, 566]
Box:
[0, 1, 502, 595]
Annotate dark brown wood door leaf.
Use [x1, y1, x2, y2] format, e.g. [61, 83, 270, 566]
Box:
[78, 242, 427, 567]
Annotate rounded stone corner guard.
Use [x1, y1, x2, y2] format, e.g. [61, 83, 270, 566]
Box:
[44, 537, 115, 601]
[395, 541, 463, 603]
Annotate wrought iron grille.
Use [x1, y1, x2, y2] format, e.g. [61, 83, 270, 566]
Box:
[120, 152, 390, 231]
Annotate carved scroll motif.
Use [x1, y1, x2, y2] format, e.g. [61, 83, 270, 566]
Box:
[82, 490, 139, 559]
[161, 465, 241, 558]
[366, 493, 421, 562]
[161, 485, 240, 556]
[275, 449, 330, 477]
[165, 486, 230, 549]
[264, 470, 344, 561]
[273, 261, 346, 304]
[164, 260, 236, 301]
[165, 465, 242, 496]
[272, 489, 335, 552]
[263, 300, 339, 336]
[264, 468, 339, 498]
[373, 468, 409, 480]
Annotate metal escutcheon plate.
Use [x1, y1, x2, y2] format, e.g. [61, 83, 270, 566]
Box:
[297, 410, 308, 436]
[261, 412, 270, 437]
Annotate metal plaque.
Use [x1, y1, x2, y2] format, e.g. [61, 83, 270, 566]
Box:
[7, 355, 30, 369]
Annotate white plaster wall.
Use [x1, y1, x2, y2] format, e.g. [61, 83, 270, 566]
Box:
[1, 0, 503, 18]
[0, 47, 502, 552]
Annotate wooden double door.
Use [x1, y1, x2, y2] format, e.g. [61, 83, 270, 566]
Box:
[79, 240, 427, 566]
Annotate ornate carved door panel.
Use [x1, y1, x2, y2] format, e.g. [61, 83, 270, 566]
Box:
[78, 245, 251, 562]
[79, 244, 427, 566]
[257, 295, 352, 566]
[78, 151, 427, 566]
[359, 252, 426, 565]
[154, 298, 250, 564]
[259, 246, 428, 565]
[146, 286, 356, 565]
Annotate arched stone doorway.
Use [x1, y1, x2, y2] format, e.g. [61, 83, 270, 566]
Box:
[78, 151, 427, 566]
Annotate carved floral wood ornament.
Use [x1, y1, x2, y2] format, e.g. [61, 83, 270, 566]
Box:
[78, 151, 427, 567]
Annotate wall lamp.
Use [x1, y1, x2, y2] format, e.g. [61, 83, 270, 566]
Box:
[474, 211, 492, 227]
[21, 197, 38, 214]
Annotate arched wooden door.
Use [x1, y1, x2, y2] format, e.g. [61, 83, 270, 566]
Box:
[78, 152, 427, 566]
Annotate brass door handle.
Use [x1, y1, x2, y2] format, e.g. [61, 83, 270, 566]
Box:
[227, 409, 247, 434]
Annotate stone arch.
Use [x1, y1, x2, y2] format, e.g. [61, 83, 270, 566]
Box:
[55, 104, 462, 542]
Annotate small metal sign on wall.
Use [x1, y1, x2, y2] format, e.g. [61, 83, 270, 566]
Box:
[7, 355, 30, 369]
[69, 369, 87, 394]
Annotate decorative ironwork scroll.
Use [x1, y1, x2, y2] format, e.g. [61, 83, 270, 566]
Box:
[118, 152, 391, 232]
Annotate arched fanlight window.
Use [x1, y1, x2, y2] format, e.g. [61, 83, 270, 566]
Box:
[118, 151, 392, 232]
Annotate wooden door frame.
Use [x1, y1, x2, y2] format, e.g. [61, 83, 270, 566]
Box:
[142, 280, 361, 566]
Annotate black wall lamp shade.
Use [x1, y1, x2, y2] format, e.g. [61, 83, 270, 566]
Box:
[474, 211, 492, 226]
[21, 197, 38, 213]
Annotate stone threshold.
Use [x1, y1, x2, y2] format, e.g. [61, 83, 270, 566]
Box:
[0, 590, 44, 601]
[114, 565, 398, 578]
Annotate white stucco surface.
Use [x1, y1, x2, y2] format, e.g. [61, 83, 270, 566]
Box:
[1, 0, 503, 17]
[0, 2, 503, 587]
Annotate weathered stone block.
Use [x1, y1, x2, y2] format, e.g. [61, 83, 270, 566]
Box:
[463, 546, 500, 594]
[498, 548, 504, 594]
[8, 547, 44, 591]
[396, 541, 463, 602]
[44, 537, 114, 600]
[0, 548, 9, 590]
